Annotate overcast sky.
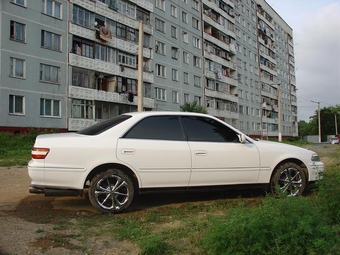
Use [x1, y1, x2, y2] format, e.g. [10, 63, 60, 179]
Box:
[266, 0, 340, 121]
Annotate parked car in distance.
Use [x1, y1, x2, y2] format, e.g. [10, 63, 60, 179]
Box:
[330, 137, 339, 144]
[28, 112, 324, 213]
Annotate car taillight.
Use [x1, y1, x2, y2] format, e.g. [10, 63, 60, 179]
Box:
[31, 147, 50, 159]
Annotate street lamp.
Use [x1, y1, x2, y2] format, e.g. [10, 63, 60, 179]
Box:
[311, 100, 321, 143]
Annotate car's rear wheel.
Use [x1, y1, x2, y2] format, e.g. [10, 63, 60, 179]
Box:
[89, 169, 134, 213]
[270, 162, 306, 196]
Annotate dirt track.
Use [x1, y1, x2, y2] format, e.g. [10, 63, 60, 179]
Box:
[0, 144, 338, 254]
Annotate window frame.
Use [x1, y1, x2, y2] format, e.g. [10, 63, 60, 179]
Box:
[42, 0, 62, 19]
[40, 64, 61, 84]
[40, 98, 61, 117]
[10, 20, 25, 42]
[41, 30, 62, 51]
[10, 57, 25, 78]
[9, 95, 25, 115]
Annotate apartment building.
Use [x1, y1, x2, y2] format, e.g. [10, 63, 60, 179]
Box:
[0, 0, 68, 133]
[0, 0, 298, 138]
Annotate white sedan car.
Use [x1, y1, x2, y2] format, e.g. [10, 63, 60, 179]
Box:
[28, 112, 324, 213]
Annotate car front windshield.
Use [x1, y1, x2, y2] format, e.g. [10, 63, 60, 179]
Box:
[77, 115, 131, 135]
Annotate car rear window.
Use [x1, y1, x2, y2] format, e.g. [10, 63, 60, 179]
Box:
[77, 115, 131, 135]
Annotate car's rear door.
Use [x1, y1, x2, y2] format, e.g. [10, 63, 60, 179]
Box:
[180, 116, 261, 187]
[117, 115, 191, 188]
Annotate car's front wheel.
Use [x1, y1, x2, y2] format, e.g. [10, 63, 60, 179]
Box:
[89, 169, 134, 213]
[270, 162, 306, 196]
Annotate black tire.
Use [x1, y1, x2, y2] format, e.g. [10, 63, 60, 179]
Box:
[270, 162, 306, 196]
[89, 169, 134, 213]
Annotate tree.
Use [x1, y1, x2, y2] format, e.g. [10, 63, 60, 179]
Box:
[309, 105, 340, 137]
[179, 100, 207, 114]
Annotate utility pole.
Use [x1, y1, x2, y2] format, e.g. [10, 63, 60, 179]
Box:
[311, 100, 321, 143]
[137, 21, 143, 112]
[335, 114, 338, 135]
[277, 84, 282, 142]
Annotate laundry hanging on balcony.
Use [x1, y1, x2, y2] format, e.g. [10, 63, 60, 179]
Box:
[96, 25, 113, 43]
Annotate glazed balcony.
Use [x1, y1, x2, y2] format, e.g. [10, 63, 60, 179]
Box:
[69, 85, 155, 108]
[69, 53, 154, 84]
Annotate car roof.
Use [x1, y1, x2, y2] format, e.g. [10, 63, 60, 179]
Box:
[122, 111, 211, 117]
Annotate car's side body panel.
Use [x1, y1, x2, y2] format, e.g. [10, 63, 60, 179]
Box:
[117, 138, 191, 188]
[188, 141, 261, 186]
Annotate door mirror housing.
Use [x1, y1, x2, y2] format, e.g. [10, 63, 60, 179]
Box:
[238, 133, 247, 144]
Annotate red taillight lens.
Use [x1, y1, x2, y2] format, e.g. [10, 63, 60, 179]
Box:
[31, 147, 50, 159]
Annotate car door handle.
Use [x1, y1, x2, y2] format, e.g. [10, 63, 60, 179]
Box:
[195, 150, 207, 156]
[122, 149, 135, 154]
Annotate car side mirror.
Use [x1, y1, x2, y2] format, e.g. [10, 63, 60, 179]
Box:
[238, 133, 246, 143]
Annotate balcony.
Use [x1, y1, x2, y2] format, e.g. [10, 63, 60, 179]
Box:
[207, 108, 239, 120]
[69, 23, 152, 59]
[69, 85, 154, 109]
[204, 51, 236, 71]
[205, 70, 238, 87]
[260, 63, 277, 76]
[69, 53, 154, 83]
[203, 0, 235, 23]
[205, 89, 238, 103]
[203, 33, 231, 53]
[203, 15, 235, 39]
[70, 0, 153, 34]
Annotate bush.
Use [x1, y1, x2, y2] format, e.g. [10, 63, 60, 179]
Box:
[202, 196, 339, 255]
[316, 165, 340, 224]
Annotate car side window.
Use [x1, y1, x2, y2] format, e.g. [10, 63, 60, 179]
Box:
[123, 116, 185, 141]
[181, 116, 239, 142]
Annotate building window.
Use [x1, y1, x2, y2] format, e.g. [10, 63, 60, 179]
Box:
[155, 64, 166, 78]
[73, 36, 94, 58]
[155, 40, 166, 55]
[40, 64, 60, 84]
[155, 0, 165, 11]
[171, 5, 177, 18]
[72, 67, 95, 88]
[171, 26, 177, 38]
[193, 56, 201, 68]
[42, 0, 62, 19]
[192, 36, 200, 49]
[118, 52, 137, 68]
[171, 47, 179, 59]
[117, 77, 137, 93]
[192, 18, 200, 30]
[71, 99, 93, 119]
[95, 44, 115, 63]
[194, 96, 202, 106]
[40, 98, 60, 117]
[9, 95, 24, 115]
[41, 30, 61, 51]
[72, 5, 94, 28]
[155, 87, 166, 101]
[182, 11, 188, 23]
[184, 93, 190, 103]
[192, 0, 199, 11]
[10, 58, 25, 78]
[182, 31, 188, 43]
[172, 69, 178, 81]
[183, 51, 189, 64]
[117, 0, 136, 18]
[10, 21, 25, 42]
[11, 0, 26, 6]
[155, 18, 165, 33]
[116, 23, 136, 42]
[172, 91, 179, 103]
[183, 72, 189, 84]
[194, 76, 201, 87]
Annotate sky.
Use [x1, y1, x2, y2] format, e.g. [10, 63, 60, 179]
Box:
[266, 0, 340, 121]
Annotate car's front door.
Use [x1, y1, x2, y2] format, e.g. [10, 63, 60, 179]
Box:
[180, 116, 261, 187]
[117, 116, 191, 188]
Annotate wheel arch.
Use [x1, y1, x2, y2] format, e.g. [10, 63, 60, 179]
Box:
[270, 158, 309, 181]
[85, 163, 140, 193]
